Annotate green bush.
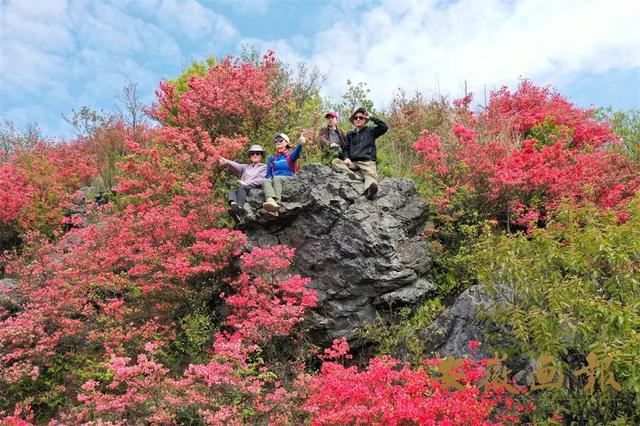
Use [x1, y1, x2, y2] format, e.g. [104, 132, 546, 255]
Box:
[174, 308, 216, 365]
[358, 299, 444, 365]
[474, 195, 640, 423]
[596, 107, 640, 164]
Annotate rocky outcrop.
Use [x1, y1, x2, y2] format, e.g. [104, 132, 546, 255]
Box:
[238, 164, 434, 346]
[63, 186, 108, 230]
[414, 285, 497, 360]
[396, 283, 512, 361]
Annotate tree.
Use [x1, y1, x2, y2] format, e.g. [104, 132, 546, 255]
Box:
[167, 55, 217, 97]
[333, 79, 376, 123]
[596, 107, 640, 164]
[0, 119, 40, 163]
[63, 106, 111, 140]
[115, 81, 149, 143]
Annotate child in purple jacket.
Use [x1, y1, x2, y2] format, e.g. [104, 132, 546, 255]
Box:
[219, 144, 267, 221]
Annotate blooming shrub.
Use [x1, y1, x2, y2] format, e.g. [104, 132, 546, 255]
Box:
[0, 164, 34, 226]
[0, 140, 98, 240]
[303, 340, 534, 426]
[414, 80, 639, 230]
[152, 51, 291, 145]
[60, 246, 315, 425]
[0, 52, 318, 424]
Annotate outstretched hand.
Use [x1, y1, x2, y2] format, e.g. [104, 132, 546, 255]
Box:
[218, 157, 228, 166]
[298, 132, 306, 144]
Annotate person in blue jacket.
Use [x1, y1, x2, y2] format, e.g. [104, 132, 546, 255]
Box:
[262, 133, 303, 214]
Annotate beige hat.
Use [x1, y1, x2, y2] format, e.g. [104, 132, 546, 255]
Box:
[247, 144, 266, 154]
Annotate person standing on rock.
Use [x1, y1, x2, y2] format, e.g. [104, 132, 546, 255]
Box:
[219, 144, 267, 223]
[318, 111, 346, 161]
[262, 133, 304, 215]
[331, 107, 388, 200]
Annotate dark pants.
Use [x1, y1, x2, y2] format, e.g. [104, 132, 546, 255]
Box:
[228, 186, 253, 207]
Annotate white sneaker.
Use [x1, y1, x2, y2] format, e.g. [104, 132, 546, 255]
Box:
[262, 198, 280, 212]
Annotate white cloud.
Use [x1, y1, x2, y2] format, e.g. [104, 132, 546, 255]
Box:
[0, 0, 192, 137]
[211, 0, 270, 14]
[156, 0, 237, 40]
[2, 0, 74, 54]
[0, 0, 182, 96]
[250, 0, 640, 107]
[3, 0, 637, 139]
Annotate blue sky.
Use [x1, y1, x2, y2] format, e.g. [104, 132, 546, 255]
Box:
[1, 0, 639, 139]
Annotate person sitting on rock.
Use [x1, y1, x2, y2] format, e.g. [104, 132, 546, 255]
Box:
[331, 107, 388, 200]
[262, 133, 304, 215]
[318, 111, 346, 161]
[219, 144, 267, 223]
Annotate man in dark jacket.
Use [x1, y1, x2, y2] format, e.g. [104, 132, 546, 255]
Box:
[331, 107, 388, 199]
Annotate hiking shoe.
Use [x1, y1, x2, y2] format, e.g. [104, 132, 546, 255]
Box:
[229, 201, 243, 213]
[228, 209, 243, 224]
[365, 182, 378, 200]
[263, 198, 281, 212]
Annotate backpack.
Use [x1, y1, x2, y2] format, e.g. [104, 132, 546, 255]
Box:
[269, 151, 299, 176]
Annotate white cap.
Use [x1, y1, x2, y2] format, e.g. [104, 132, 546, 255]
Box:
[274, 133, 290, 143]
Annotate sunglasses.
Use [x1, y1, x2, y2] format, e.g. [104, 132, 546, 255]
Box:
[353, 115, 366, 121]
[249, 152, 262, 156]
[274, 139, 286, 144]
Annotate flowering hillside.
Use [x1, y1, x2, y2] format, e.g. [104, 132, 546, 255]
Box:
[1, 53, 638, 424]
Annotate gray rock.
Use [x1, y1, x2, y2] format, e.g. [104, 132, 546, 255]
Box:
[0, 278, 17, 291]
[379, 278, 436, 307]
[414, 284, 510, 360]
[0, 278, 21, 314]
[239, 164, 433, 346]
[63, 186, 106, 229]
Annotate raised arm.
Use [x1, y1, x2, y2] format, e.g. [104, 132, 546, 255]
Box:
[369, 116, 389, 138]
[219, 157, 244, 177]
[290, 141, 304, 162]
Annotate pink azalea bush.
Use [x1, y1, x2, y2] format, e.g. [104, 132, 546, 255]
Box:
[414, 80, 639, 230]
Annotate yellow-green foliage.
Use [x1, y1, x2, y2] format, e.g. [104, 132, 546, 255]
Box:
[1, 353, 111, 422]
[527, 116, 575, 147]
[597, 107, 640, 164]
[175, 308, 215, 365]
[168, 55, 217, 97]
[474, 196, 640, 423]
